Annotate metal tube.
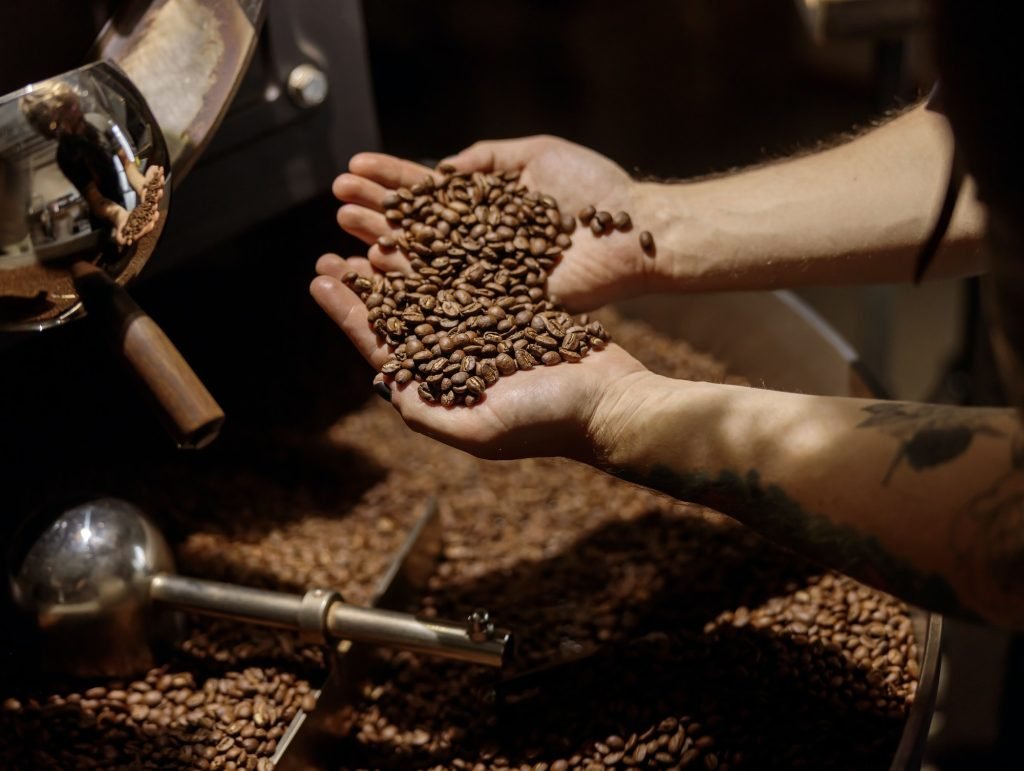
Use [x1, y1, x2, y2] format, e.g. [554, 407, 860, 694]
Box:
[150, 574, 304, 629]
[326, 603, 510, 668]
[150, 575, 511, 668]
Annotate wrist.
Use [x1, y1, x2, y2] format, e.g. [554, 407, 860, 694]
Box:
[630, 181, 714, 294]
[584, 367, 674, 469]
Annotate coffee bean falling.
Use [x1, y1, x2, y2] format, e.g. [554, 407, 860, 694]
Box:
[639, 230, 655, 255]
[343, 168, 612, 406]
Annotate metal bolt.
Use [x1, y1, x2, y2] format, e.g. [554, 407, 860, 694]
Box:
[467, 608, 495, 642]
[287, 63, 329, 108]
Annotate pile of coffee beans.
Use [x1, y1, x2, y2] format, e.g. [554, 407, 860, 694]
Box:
[1, 667, 305, 771]
[0, 312, 925, 770]
[121, 168, 164, 245]
[342, 168, 617, 405]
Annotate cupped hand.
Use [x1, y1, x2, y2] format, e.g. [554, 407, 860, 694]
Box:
[310, 253, 650, 461]
[112, 207, 130, 246]
[141, 164, 165, 205]
[333, 136, 658, 312]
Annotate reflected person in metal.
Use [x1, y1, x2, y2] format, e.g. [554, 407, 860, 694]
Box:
[19, 80, 164, 250]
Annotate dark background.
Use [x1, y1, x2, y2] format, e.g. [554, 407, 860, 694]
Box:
[363, 0, 887, 178]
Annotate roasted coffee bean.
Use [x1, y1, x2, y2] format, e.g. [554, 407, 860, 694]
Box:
[639, 230, 655, 254]
[465, 376, 487, 396]
[613, 211, 632, 230]
[477, 362, 499, 386]
[515, 349, 537, 370]
[495, 353, 518, 376]
[578, 205, 596, 224]
[380, 359, 402, 375]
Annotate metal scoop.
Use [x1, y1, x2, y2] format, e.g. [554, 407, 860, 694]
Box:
[7, 498, 511, 678]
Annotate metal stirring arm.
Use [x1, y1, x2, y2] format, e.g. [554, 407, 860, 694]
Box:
[148, 574, 510, 668]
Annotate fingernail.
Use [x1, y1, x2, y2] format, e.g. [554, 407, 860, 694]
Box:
[373, 379, 392, 402]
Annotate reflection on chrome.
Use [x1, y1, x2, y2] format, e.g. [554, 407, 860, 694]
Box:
[0, 62, 170, 329]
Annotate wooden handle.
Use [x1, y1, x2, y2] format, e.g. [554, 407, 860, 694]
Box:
[72, 262, 225, 449]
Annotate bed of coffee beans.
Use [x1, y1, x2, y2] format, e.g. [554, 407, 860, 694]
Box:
[121, 167, 164, 245]
[0, 311, 925, 770]
[344, 169, 622, 406]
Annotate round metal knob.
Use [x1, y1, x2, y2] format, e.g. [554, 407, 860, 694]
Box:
[287, 63, 329, 109]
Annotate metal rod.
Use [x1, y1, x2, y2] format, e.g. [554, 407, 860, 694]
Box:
[326, 603, 510, 668]
[150, 574, 304, 629]
[150, 574, 511, 668]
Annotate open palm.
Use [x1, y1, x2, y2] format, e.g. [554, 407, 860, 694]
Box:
[310, 253, 648, 461]
[332, 136, 654, 312]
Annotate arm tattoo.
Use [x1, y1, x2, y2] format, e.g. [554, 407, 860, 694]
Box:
[951, 431, 1024, 618]
[857, 402, 1003, 484]
[613, 464, 981, 622]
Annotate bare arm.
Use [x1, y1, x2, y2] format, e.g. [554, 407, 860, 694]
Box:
[313, 246, 1024, 628]
[591, 373, 1024, 628]
[641, 103, 986, 291]
[83, 181, 128, 240]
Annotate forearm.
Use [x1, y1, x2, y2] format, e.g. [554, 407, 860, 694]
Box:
[639, 103, 985, 292]
[84, 184, 122, 222]
[593, 374, 1024, 627]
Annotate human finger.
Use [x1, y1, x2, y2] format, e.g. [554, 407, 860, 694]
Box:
[367, 244, 415, 276]
[309, 275, 389, 368]
[315, 253, 373, 279]
[336, 204, 390, 245]
[332, 172, 390, 209]
[348, 152, 441, 190]
[440, 137, 544, 173]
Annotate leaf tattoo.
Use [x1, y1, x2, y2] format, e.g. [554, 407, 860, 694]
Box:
[858, 403, 1004, 484]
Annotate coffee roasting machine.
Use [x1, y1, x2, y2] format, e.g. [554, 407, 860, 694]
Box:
[0, 2, 943, 770]
[0, 1, 513, 766]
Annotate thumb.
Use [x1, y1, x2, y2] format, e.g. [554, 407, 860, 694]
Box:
[441, 137, 542, 174]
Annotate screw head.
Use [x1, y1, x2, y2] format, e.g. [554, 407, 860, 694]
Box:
[287, 63, 329, 108]
[467, 608, 495, 642]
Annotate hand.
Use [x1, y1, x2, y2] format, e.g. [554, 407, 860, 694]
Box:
[141, 164, 165, 206]
[333, 136, 660, 312]
[310, 253, 651, 461]
[111, 206, 130, 246]
[114, 205, 160, 247]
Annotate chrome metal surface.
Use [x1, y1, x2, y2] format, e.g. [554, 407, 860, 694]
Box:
[467, 608, 497, 643]
[0, 61, 170, 330]
[95, 0, 263, 182]
[150, 574, 306, 629]
[297, 588, 341, 644]
[287, 64, 329, 109]
[327, 603, 510, 669]
[10, 497, 510, 679]
[7, 498, 181, 678]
